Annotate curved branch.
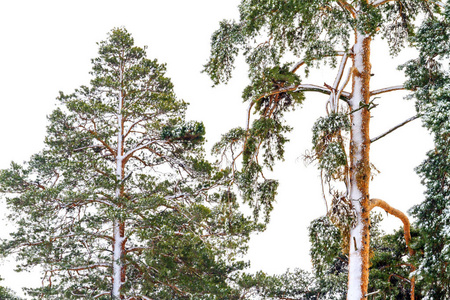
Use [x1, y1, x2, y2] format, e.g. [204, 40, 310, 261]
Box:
[337, 0, 356, 17]
[295, 84, 351, 100]
[369, 198, 414, 256]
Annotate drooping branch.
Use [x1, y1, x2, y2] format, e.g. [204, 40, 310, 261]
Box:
[370, 115, 420, 143]
[369, 198, 414, 256]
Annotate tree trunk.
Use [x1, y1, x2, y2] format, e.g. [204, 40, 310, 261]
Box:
[347, 30, 372, 300]
[112, 68, 126, 299]
[112, 219, 126, 299]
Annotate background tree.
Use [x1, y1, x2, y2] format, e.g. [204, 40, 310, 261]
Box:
[0, 28, 255, 299]
[0, 277, 22, 300]
[402, 6, 450, 298]
[204, 0, 444, 298]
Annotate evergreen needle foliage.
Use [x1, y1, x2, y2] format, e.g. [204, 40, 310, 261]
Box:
[0, 28, 256, 299]
[204, 0, 446, 299]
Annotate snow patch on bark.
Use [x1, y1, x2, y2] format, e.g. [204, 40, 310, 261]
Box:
[112, 67, 125, 299]
[112, 221, 124, 298]
[347, 31, 369, 300]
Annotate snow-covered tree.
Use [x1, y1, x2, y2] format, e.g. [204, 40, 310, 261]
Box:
[0, 277, 22, 300]
[402, 7, 450, 298]
[0, 28, 255, 299]
[204, 0, 445, 299]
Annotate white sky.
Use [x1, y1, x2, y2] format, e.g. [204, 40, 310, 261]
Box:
[0, 1, 434, 297]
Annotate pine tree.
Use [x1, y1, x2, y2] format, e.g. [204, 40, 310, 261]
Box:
[0, 28, 254, 299]
[204, 1, 444, 298]
[0, 277, 22, 300]
[402, 6, 450, 298]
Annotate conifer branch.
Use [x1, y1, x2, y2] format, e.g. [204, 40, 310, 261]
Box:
[124, 118, 146, 138]
[290, 51, 346, 73]
[294, 84, 351, 100]
[89, 130, 117, 156]
[337, 0, 356, 17]
[48, 263, 110, 273]
[373, 0, 444, 7]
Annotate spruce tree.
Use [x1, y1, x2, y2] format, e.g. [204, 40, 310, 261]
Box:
[0, 28, 254, 299]
[204, 1, 444, 298]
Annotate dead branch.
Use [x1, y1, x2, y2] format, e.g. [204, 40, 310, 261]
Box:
[370, 85, 404, 96]
[369, 198, 414, 256]
[370, 115, 420, 143]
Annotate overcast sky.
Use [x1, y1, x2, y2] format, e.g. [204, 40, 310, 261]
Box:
[0, 1, 434, 297]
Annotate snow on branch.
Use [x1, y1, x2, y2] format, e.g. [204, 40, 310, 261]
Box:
[123, 141, 156, 161]
[294, 84, 351, 100]
[370, 115, 420, 143]
[372, 0, 444, 7]
[370, 85, 404, 96]
[371, 0, 394, 6]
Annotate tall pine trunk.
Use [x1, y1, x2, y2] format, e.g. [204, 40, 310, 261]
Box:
[347, 31, 372, 300]
[112, 68, 126, 299]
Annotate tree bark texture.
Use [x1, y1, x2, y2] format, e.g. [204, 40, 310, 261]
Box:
[347, 31, 372, 300]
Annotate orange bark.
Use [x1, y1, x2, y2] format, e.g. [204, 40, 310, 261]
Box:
[348, 32, 372, 299]
[369, 198, 414, 256]
[369, 199, 416, 299]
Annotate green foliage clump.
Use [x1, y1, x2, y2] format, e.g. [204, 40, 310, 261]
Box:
[310, 112, 350, 182]
[401, 7, 450, 298]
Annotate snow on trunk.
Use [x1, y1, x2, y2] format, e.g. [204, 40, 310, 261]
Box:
[347, 30, 372, 300]
[112, 67, 126, 299]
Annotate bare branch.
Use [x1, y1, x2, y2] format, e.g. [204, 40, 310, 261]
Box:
[370, 85, 405, 96]
[332, 53, 350, 89]
[290, 51, 346, 73]
[371, 0, 395, 7]
[336, 67, 354, 102]
[370, 115, 420, 143]
[94, 292, 110, 299]
[369, 198, 414, 256]
[294, 84, 351, 100]
[124, 118, 146, 139]
[123, 141, 155, 161]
